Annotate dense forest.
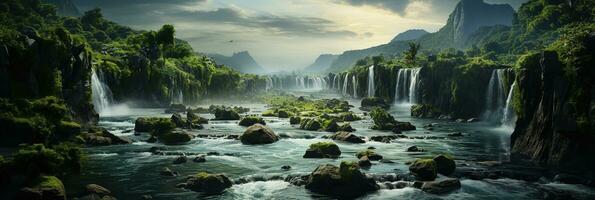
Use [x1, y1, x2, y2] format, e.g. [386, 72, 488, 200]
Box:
[0, 0, 594, 199]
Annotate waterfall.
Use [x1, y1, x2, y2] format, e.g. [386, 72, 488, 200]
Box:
[483, 69, 507, 122]
[352, 75, 357, 98]
[342, 73, 349, 96]
[408, 68, 421, 104]
[169, 79, 183, 104]
[367, 65, 375, 97]
[501, 81, 517, 127]
[91, 68, 114, 115]
[266, 76, 273, 91]
[332, 75, 337, 89]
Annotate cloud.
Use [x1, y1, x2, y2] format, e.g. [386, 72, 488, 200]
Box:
[336, 0, 410, 15]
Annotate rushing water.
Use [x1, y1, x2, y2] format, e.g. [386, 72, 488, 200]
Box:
[352, 75, 358, 98]
[368, 65, 375, 97]
[483, 69, 516, 126]
[63, 91, 595, 200]
[91, 68, 114, 115]
[342, 73, 349, 96]
[393, 68, 421, 104]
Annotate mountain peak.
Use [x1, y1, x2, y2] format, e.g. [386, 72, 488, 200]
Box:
[450, 0, 514, 47]
[391, 29, 429, 43]
[208, 51, 266, 74]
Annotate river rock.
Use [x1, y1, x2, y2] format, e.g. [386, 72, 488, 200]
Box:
[159, 130, 194, 145]
[433, 154, 456, 175]
[358, 156, 372, 168]
[85, 184, 111, 196]
[238, 116, 266, 127]
[171, 113, 185, 127]
[281, 165, 292, 171]
[147, 136, 157, 143]
[16, 176, 66, 200]
[360, 97, 390, 110]
[356, 150, 383, 161]
[184, 172, 232, 194]
[304, 161, 379, 198]
[289, 116, 301, 125]
[83, 127, 132, 146]
[407, 145, 425, 152]
[160, 167, 178, 176]
[173, 156, 187, 164]
[409, 159, 438, 181]
[240, 124, 279, 144]
[421, 178, 461, 194]
[303, 142, 341, 158]
[299, 118, 321, 131]
[193, 155, 206, 163]
[370, 135, 398, 143]
[213, 108, 240, 120]
[330, 132, 365, 143]
[277, 109, 291, 118]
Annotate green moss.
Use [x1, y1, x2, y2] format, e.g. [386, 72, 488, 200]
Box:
[31, 175, 65, 194]
[369, 108, 396, 130]
[310, 142, 338, 150]
[339, 161, 360, 180]
[239, 116, 265, 126]
[262, 109, 277, 117]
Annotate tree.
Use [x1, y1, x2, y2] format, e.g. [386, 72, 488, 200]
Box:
[81, 8, 103, 27]
[157, 24, 175, 46]
[404, 42, 420, 65]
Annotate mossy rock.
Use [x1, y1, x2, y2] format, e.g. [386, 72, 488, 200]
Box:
[339, 112, 361, 121]
[240, 124, 279, 145]
[262, 109, 277, 117]
[184, 172, 232, 194]
[187, 111, 208, 124]
[300, 118, 322, 131]
[433, 154, 456, 175]
[16, 176, 66, 200]
[289, 116, 301, 125]
[277, 109, 292, 118]
[159, 130, 194, 145]
[303, 142, 341, 158]
[213, 108, 240, 120]
[330, 132, 364, 143]
[360, 97, 390, 110]
[134, 117, 175, 134]
[238, 116, 266, 127]
[411, 104, 442, 118]
[355, 150, 383, 161]
[409, 159, 437, 181]
[369, 108, 396, 130]
[323, 119, 339, 132]
[304, 161, 378, 198]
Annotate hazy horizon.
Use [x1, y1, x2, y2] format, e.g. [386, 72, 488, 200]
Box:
[73, 0, 526, 71]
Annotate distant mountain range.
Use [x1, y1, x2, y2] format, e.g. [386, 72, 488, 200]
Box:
[324, 0, 514, 72]
[303, 54, 339, 72]
[208, 51, 266, 74]
[42, 0, 79, 16]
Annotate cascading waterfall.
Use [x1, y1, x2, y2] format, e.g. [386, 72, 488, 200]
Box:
[265, 77, 273, 91]
[169, 79, 184, 104]
[483, 69, 508, 122]
[392, 68, 421, 104]
[501, 81, 517, 127]
[367, 65, 375, 97]
[352, 75, 357, 98]
[342, 73, 349, 96]
[91, 68, 113, 114]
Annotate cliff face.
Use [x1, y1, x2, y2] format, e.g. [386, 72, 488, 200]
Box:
[511, 50, 595, 171]
[450, 0, 514, 48]
[42, 0, 80, 16]
[208, 51, 266, 74]
[0, 29, 97, 124]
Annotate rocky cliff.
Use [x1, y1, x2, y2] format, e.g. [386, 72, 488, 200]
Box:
[511, 47, 595, 171]
[450, 0, 514, 48]
[391, 29, 429, 42]
[42, 0, 80, 16]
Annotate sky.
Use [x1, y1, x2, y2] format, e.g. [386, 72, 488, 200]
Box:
[73, 0, 527, 71]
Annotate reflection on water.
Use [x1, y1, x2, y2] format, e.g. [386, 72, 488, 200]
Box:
[62, 91, 595, 200]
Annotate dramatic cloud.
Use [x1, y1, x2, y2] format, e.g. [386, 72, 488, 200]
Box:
[72, 0, 526, 70]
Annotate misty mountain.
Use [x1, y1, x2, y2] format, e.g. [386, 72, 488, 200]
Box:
[42, 0, 80, 16]
[327, 0, 514, 72]
[390, 29, 429, 42]
[208, 51, 266, 74]
[303, 54, 339, 72]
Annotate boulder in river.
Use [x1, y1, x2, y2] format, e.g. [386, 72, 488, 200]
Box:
[277, 109, 292, 118]
[16, 176, 66, 200]
[407, 145, 425, 152]
[238, 116, 266, 127]
[160, 167, 178, 176]
[134, 117, 175, 133]
[173, 156, 187, 164]
[83, 127, 132, 146]
[193, 155, 206, 163]
[239, 124, 279, 144]
[360, 97, 390, 110]
[171, 113, 185, 127]
[289, 116, 301, 125]
[409, 159, 437, 181]
[187, 111, 208, 124]
[433, 154, 456, 175]
[358, 156, 372, 168]
[411, 104, 441, 118]
[303, 142, 341, 158]
[421, 178, 461, 194]
[305, 161, 379, 198]
[183, 172, 232, 194]
[299, 118, 322, 131]
[159, 129, 194, 145]
[213, 108, 240, 120]
[330, 132, 365, 143]
[356, 150, 383, 161]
